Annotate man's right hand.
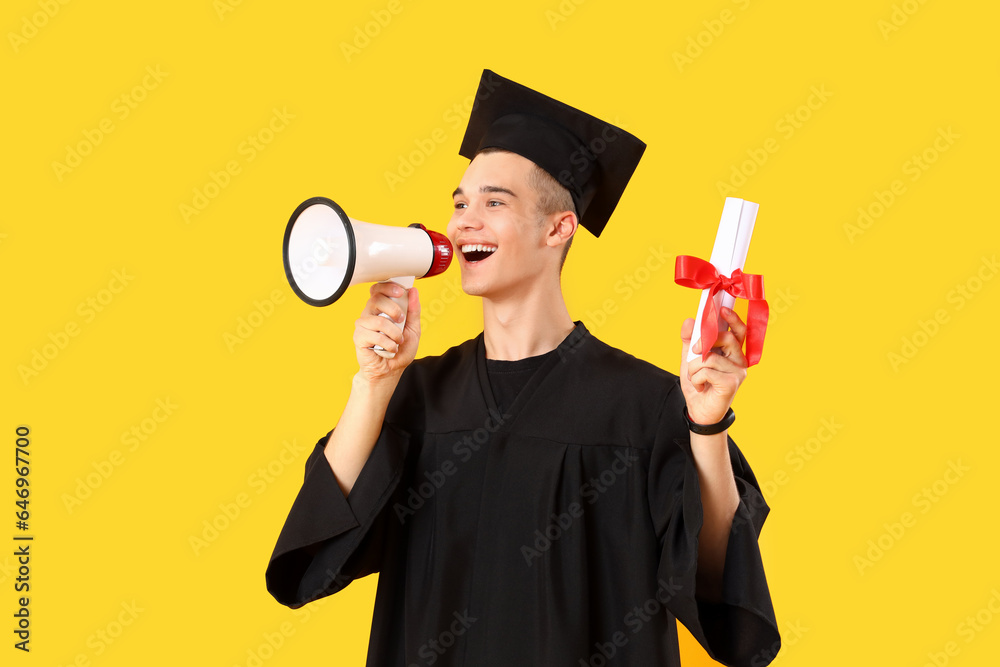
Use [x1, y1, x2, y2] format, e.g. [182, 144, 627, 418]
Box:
[353, 281, 421, 384]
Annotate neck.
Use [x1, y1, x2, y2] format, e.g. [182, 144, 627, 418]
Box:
[481, 280, 575, 360]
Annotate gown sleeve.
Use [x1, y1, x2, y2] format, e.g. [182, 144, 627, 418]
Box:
[647, 380, 781, 667]
[264, 420, 410, 608]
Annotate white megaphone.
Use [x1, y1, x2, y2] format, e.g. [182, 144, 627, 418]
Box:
[282, 196, 453, 358]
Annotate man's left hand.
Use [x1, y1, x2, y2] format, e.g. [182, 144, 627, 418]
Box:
[679, 307, 749, 425]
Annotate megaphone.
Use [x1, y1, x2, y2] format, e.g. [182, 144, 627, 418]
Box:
[282, 196, 453, 358]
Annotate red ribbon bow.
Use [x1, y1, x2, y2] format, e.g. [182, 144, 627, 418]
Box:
[674, 255, 769, 366]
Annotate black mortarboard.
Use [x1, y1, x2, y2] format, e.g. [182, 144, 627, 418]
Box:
[458, 69, 646, 238]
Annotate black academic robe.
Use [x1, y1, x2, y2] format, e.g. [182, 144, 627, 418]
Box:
[265, 322, 780, 667]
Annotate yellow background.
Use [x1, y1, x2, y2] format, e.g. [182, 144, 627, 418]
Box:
[3, 0, 999, 665]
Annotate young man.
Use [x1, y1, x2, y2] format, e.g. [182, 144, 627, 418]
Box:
[266, 70, 780, 667]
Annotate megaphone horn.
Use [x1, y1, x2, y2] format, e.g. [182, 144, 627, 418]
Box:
[282, 196, 453, 357]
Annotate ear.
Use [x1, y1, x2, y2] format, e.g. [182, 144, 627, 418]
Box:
[545, 210, 577, 249]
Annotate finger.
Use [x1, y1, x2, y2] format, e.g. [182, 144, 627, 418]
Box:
[370, 281, 406, 299]
[356, 313, 404, 349]
[358, 312, 404, 342]
[687, 335, 747, 375]
[354, 327, 400, 356]
[356, 316, 401, 347]
[354, 327, 400, 355]
[365, 293, 406, 323]
[688, 365, 744, 395]
[687, 356, 747, 389]
[689, 358, 748, 389]
[708, 330, 748, 369]
[721, 307, 747, 347]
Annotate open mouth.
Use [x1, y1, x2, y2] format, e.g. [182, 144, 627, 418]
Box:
[460, 244, 497, 263]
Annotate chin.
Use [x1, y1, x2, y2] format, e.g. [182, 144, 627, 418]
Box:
[460, 276, 488, 297]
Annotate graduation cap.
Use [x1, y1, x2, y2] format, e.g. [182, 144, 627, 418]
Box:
[458, 69, 646, 238]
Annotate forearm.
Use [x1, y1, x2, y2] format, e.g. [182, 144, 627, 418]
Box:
[324, 372, 399, 498]
[690, 429, 740, 602]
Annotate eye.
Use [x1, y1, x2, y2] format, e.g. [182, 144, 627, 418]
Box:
[454, 201, 467, 209]
[487, 200, 503, 207]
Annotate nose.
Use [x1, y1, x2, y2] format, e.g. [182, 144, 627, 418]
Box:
[458, 209, 484, 230]
[449, 207, 484, 240]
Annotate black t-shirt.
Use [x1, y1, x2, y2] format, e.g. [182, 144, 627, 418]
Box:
[485, 349, 556, 415]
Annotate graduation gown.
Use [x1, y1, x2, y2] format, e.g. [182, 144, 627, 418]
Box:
[265, 322, 780, 666]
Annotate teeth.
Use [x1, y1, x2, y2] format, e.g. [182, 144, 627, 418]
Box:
[461, 244, 497, 253]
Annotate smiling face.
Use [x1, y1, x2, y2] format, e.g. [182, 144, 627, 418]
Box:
[447, 150, 575, 302]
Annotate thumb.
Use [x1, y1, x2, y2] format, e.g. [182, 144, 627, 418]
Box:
[680, 317, 695, 376]
[404, 286, 421, 338]
[680, 317, 694, 357]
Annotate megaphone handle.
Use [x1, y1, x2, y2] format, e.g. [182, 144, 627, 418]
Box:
[373, 276, 415, 359]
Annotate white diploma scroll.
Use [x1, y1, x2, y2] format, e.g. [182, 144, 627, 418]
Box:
[686, 197, 759, 363]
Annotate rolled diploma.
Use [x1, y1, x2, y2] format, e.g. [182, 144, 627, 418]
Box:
[686, 197, 759, 363]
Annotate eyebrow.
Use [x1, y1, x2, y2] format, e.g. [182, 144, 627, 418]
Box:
[452, 185, 518, 198]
